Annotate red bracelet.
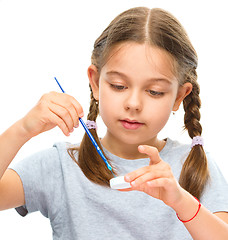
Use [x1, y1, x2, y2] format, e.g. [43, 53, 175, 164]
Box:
[176, 197, 201, 223]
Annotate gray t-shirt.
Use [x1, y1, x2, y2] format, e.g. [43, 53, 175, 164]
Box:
[11, 138, 228, 240]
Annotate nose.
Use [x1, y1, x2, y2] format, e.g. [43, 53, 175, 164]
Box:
[124, 90, 142, 112]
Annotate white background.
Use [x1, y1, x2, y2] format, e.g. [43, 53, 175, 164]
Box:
[0, 0, 227, 239]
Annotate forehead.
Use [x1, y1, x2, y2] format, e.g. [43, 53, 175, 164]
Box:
[102, 42, 177, 82]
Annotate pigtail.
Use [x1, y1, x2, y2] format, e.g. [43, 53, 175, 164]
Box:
[68, 7, 210, 192]
[179, 70, 209, 199]
[68, 85, 115, 186]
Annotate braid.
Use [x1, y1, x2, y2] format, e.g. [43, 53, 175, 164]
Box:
[87, 85, 99, 121]
[183, 71, 202, 137]
[179, 69, 209, 199]
[66, 7, 210, 191]
[68, 84, 115, 186]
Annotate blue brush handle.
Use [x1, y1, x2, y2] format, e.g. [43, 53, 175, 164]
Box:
[79, 118, 112, 171]
[54, 77, 115, 176]
[54, 77, 65, 93]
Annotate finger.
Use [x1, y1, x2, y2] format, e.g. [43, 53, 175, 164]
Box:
[49, 102, 75, 133]
[59, 93, 84, 118]
[130, 170, 171, 188]
[70, 96, 84, 118]
[52, 101, 79, 129]
[147, 178, 171, 188]
[48, 111, 70, 136]
[53, 94, 84, 127]
[124, 165, 151, 183]
[117, 188, 133, 192]
[138, 145, 161, 165]
[49, 92, 84, 125]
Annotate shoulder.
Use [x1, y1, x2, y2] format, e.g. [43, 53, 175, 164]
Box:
[200, 151, 228, 212]
[163, 138, 220, 166]
[53, 142, 80, 162]
[53, 142, 80, 152]
[161, 138, 191, 162]
[162, 138, 225, 176]
[53, 141, 72, 152]
[11, 142, 79, 175]
[204, 151, 227, 182]
[167, 138, 190, 150]
[164, 139, 228, 212]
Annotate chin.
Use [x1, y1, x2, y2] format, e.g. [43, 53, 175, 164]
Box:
[117, 134, 154, 146]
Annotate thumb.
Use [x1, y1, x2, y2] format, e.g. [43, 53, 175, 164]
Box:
[138, 145, 161, 165]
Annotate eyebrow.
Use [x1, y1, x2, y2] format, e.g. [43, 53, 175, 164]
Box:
[106, 71, 172, 84]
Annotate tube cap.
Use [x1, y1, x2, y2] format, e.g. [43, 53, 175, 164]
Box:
[110, 176, 131, 189]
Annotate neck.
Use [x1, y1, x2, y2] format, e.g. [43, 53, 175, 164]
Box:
[101, 133, 166, 160]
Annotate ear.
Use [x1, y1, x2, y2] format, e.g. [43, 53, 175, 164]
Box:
[87, 64, 100, 101]
[173, 83, 192, 111]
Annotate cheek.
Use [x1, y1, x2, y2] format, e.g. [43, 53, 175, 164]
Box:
[98, 87, 118, 121]
[144, 97, 175, 130]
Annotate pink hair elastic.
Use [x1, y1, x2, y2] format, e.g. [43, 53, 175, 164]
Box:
[191, 136, 204, 148]
[86, 120, 97, 130]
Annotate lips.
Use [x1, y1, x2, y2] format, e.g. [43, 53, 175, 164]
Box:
[120, 119, 144, 130]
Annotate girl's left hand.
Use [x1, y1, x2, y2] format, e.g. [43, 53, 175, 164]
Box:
[121, 145, 185, 209]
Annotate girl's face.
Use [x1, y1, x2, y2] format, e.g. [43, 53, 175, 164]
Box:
[89, 43, 191, 153]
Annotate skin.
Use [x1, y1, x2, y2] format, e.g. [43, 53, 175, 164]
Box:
[0, 91, 84, 209]
[0, 42, 228, 239]
[88, 42, 191, 159]
[88, 42, 228, 239]
[88, 42, 191, 206]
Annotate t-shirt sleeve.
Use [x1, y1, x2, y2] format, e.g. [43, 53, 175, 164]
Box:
[10, 145, 63, 220]
[200, 152, 228, 213]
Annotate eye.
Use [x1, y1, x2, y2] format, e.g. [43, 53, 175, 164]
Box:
[110, 84, 127, 91]
[146, 90, 164, 97]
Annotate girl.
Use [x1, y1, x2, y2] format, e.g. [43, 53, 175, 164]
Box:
[1, 7, 228, 239]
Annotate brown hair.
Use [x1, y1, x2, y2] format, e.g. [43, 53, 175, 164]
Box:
[68, 7, 209, 198]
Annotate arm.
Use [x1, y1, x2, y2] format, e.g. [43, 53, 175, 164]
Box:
[122, 145, 228, 240]
[173, 190, 228, 240]
[0, 120, 31, 210]
[0, 92, 84, 210]
[0, 120, 31, 179]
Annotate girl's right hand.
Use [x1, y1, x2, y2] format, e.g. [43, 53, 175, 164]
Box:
[20, 91, 84, 138]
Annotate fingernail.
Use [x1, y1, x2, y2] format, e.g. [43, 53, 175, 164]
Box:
[147, 181, 153, 186]
[125, 176, 131, 182]
[74, 124, 79, 128]
[138, 145, 144, 151]
[131, 181, 136, 186]
[79, 112, 84, 118]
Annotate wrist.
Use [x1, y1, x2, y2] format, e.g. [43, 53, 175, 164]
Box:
[0, 120, 32, 178]
[172, 189, 200, 223]
[12, 119, 33, 142]
[171, 188, 190, 212]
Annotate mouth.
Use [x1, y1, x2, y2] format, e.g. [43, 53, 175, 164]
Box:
[120, 119, 144, 130]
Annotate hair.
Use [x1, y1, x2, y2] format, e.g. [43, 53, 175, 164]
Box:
[68, 7, 209, 198]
